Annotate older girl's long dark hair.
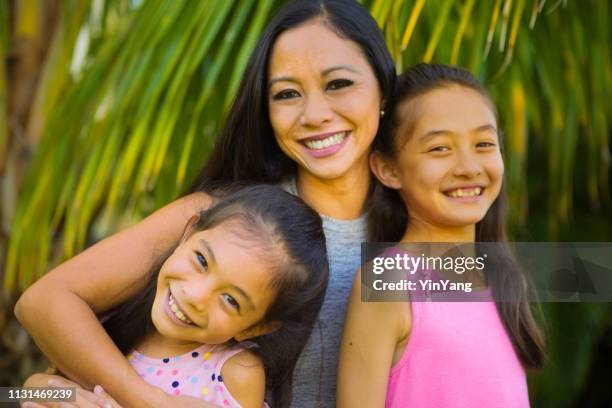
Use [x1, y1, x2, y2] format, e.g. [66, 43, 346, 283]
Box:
[188, 0, 396, 194]
[102, 185, 329, 407]
[370, 63, 545, 369]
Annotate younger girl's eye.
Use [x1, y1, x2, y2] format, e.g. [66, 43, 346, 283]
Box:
[195, 251, 208, 270]
[222, 294, 240, 311]
[428, 145, 450, 153]
[272, 89, 300, 100]
[326, 79, 353, 91]
[477, 141, 496, 148]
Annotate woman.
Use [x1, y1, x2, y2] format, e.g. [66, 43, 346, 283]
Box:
[16, 0, 396, 407]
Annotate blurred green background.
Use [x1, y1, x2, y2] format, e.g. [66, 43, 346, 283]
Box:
[0, 0, 610, 406]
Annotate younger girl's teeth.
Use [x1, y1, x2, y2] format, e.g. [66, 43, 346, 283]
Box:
[304, 132, 346, 150]
[169, 293, 193, 324]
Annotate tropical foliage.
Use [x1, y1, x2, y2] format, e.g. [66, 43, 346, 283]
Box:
[1, 0, 610, 405]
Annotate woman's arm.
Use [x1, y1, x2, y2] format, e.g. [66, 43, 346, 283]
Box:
[337, 268, 410, 408]
[22, 373, 119, 408]
[15, 193, 211, 408]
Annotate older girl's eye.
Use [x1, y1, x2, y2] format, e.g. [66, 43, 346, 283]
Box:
[327, 79, 353, 90]
[477, 141, 496, 148]
[272, 89, 300, 100]
[222, 294, 240, 311]
[195, 251, 208, 270]
[428, 145, 450, 153]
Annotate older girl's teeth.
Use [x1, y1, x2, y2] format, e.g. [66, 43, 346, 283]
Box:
[304, 132, 346, 150]
[448, 187, 482, 198]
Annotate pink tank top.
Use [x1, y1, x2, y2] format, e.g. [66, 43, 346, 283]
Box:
[385, 284, 529, 407]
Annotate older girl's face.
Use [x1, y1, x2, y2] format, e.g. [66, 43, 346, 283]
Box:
[388, 86, 504, 229]
[268, 19, 383, 180]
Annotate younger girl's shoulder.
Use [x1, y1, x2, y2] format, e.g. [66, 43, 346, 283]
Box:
[220, 347, 265, 408]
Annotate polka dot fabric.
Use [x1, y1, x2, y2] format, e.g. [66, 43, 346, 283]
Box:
[129, 344, 266, 407]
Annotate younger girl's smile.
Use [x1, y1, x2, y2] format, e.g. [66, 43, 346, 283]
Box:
[165, 289, 196, 327]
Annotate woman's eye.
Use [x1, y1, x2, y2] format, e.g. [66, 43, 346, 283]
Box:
[326, 79, 353, 91]
[222, 294, 240, 311]
[195, 251, 208, 270]
[272, 89, 300, 100]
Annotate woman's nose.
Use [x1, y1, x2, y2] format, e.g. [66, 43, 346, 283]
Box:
[300, 92, 333, 127]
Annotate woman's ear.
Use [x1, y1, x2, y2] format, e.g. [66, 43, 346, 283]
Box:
[370, 151, 403, 190]
[234, 321, 282, 342]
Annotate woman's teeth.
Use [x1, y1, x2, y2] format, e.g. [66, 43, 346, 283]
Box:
[447, 187, 482, 198]
[169, 293, 193, 325]
[303, 132, 346, 150]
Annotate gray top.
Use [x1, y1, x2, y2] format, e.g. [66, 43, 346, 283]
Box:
[282, 179, 368, 408]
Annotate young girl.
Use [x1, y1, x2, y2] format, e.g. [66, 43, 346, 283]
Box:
[29, 185, 329, 408]
[337, 63, 545, 407]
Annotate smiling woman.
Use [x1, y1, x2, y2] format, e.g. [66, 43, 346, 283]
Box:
[15, 1, 395, 407]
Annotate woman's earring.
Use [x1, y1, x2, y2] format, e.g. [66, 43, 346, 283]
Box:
[380, 110, 385, 117]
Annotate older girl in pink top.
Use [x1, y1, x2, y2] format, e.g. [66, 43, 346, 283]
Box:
[338, 63, 544, 407]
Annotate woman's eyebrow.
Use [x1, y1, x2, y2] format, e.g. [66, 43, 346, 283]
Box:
[268, 76, 297, 89]
[268, 64, 361, 89]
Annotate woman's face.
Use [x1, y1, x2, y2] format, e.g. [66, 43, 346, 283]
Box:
[268, 19, 382, 180]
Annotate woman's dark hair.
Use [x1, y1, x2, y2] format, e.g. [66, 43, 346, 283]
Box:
[370, 62, 545, 369]
[102, 185, 329, 408]
[188, 0, 396, 194]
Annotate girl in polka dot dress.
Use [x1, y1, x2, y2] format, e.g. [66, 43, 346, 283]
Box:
[100, 185, 329, 407]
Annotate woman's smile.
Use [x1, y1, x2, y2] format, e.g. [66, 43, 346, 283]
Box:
[300, 130, 350, 157]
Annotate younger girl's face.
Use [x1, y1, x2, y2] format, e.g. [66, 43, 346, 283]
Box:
[150, 222, 278, 352]
[386, 85, 504, 230]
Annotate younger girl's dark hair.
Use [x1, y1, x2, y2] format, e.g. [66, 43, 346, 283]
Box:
[188, 0, 396, 194]
[370, 63, 545, 369]
[102, 185, 329, 407]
